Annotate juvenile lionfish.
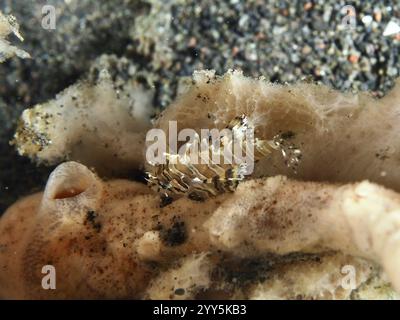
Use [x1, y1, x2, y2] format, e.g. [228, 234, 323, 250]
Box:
[146, 115, 301, 202]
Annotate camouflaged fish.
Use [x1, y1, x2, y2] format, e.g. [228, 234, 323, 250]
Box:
[146, 115, 301, 201]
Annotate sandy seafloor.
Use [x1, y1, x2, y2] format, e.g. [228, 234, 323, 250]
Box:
[0, 0, 399, 213]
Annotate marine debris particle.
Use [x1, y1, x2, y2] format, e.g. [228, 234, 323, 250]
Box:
[271, 131, 302, 172]
[84, 210, 102, 233]
[146, 115, 302, 200]
[159, 217, 187, 247]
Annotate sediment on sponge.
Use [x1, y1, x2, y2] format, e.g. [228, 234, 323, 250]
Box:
[13, 69, 155, 175]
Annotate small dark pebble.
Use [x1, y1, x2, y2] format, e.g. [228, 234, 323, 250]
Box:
[174, 288, 185, 296]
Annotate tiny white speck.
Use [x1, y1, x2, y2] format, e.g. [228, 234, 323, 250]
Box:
[383, 20, 400, 36]
[361, 15, 373, 26]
